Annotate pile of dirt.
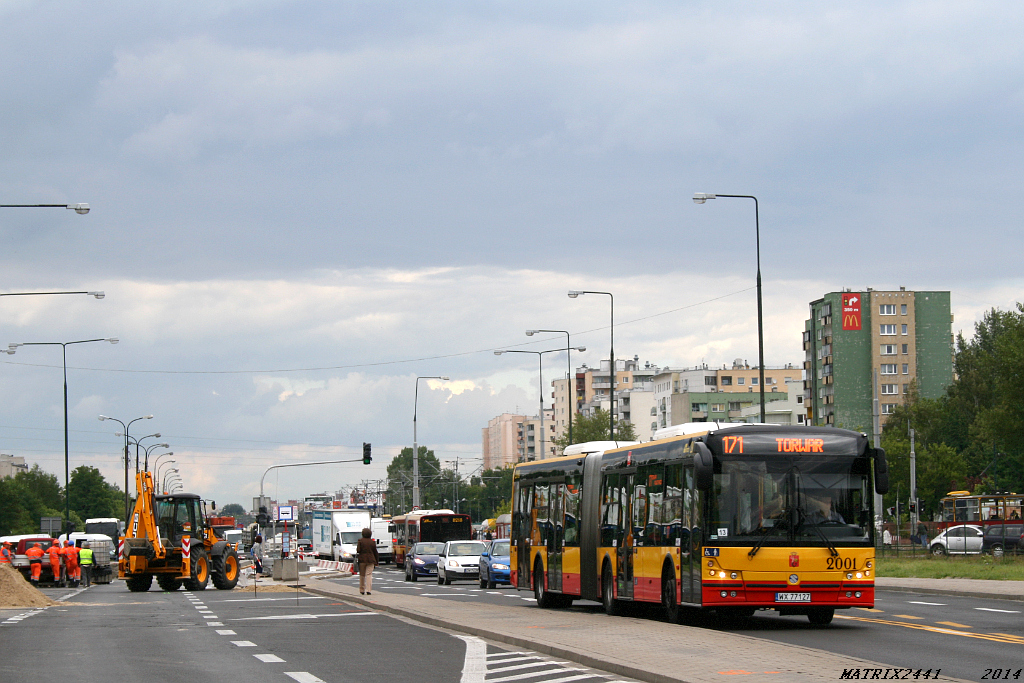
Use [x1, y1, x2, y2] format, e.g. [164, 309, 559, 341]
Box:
[0, 565, 56, 608]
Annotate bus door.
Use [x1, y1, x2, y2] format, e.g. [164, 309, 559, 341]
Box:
[515, 481, 533, 589]
[548, 482, 564, 592]
[616, 472, 634, 600]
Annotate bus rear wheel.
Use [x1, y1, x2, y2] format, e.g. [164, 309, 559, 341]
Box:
[601, 565, 620, 617]
[661, 571, 680, 623]
[533, 562, 554, 608]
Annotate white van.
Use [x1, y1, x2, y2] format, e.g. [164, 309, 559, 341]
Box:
[371, 518, 393, 564]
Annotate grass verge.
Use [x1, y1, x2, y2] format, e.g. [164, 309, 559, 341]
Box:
[877, 554, 1024, 580]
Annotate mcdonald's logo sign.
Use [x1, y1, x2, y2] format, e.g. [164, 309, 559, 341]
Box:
[841, 293, 862, 331]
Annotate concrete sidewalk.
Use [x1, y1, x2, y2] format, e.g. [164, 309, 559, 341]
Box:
[295, 573, 976, 683]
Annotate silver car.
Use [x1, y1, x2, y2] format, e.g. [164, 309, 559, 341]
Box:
[436, 540, 487, 585]
[930, 524, 984, 555]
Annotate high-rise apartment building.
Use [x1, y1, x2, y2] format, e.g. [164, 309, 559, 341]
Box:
[803, 288, 953, 431]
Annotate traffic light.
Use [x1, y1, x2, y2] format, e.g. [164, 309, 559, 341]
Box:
[257, 506, 269, 526]
[887, 506, 896, 517]
[362, 442, 372, 465]
[909, 500, 917, 514]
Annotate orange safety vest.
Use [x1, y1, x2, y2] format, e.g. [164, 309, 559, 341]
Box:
[63, 545, 80, 567]
[48, 545, 62, 565]
[0, 546, 12, 563]
[25, 545, 45, 562]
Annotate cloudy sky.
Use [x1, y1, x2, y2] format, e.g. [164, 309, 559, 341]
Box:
[1, 1, 1021, 511]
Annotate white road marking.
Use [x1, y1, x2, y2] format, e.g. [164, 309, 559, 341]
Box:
[417, 593, 475, 597]
[975, 607, 1020, 613]
[254, 654, 285, 663]
[207, 622, 224, 626]
[221, 596, 325, 603]
[488, 669, 587, 682]
[284, 673, 327, 683]
[232, 612, 377, 621]
[454, 635, 487, 683]
[215, 629, 236, 635]
[231, 640, 257, 647]
[908, 601, 945, 605]
[203, 616, 219, 619]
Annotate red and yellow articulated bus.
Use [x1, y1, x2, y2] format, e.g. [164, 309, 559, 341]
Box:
[390, 510, 472, 566]
[511, 423, 888, 626]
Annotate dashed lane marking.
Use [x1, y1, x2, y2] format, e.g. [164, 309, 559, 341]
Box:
[892, 614, 923, 619]
[935, 621, 971, 628]
[231, 612, 377, 621]
[215, 629, 236, 635]
[284, 674, 326, 683]
[907, 601, 945, 605]
[231, 640, 257, 647]
[976, 607, 1020, 613]
[254, 654, 285, 663]
[220, 596, 325, 603]
[836, 614, 1024, 644]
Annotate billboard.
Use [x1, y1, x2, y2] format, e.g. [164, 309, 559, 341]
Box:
[842, 293, 862, 331]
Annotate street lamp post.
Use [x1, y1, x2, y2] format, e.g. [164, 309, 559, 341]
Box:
[99, 415, 154, 522]
[413, 376, 448, 510]
[693, 193, 765, 422]
[123, 433, 162, 474]
[526, 329, 577, 444]
[163, 470, 180, 492]
[568, 290, 615, 439]
[156, 459, 176, 486]
[0, 202, 90, 214]
[495, 347, 585, 460]
[142, 442, 170, 472]
[7, 337, 118, 535]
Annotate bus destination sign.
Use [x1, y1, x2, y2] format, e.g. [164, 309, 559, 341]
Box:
[706, 430, 864, 457]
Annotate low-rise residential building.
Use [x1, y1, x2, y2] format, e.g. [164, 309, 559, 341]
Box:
[738, 379, 805, 424]
[0, 453, 28, 479]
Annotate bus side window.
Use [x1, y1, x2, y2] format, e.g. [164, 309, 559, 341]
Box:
[663, 463, 682, 548]
[534, 483, 550, 548]
[601, 473, 619, 547]
[564, 474, 580, 547]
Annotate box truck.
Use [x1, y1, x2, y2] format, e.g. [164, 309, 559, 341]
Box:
[311, 509, 371, 563]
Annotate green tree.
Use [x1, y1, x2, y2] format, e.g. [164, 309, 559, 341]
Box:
[68, 465, 123, 521]
[0, 466, 64, 535]
[219, 503, 246, 517]
[385, 446, 445, 515]
[551, 409, 637, 452]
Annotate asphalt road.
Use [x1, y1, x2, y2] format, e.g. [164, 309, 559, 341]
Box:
[345, 566, 1024, 682]
[0, 580, 639, 683]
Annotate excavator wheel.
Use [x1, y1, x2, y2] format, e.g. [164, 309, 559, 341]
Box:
[126, 574, 153, 592]
[156, 574, 183, 591]
[212, 548, 240, 590]
[183, 548, 210, 591]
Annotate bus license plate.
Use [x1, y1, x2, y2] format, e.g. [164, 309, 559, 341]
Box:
[775, 592, 811, 603]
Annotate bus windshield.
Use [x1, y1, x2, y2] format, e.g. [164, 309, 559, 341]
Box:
[707, 455, 872, 546]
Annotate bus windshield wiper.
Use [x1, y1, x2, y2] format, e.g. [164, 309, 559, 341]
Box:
[748, 524, 776, 558]
[803, 516, 839, 557]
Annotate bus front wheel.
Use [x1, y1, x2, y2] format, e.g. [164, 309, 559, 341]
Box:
[661, 570, 680, 623]
[807, 607, 834, 625]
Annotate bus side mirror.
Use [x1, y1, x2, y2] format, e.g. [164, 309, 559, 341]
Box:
[872, 448, 889, 495]
[694, 441, 714, 492]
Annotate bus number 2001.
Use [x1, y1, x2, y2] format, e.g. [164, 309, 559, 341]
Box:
[826, 556, 857, 570]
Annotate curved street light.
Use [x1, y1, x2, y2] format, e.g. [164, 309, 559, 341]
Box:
[568, 290, 615, 439]
[99, 414, 153, 521]
[693, 192, 765, 422]
[526, 329, 579, 444]
[0, 202, 90, 214]
[413, 376, 449, 510]
[7, 338, 118, 535]
[156, 459, 177, 485]
[163, 469, 180, 492]
[495, 347, 585, 460]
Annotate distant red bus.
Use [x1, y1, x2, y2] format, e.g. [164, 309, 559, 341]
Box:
[390, 510, 472, 566]
[939, 491, 1022, 528]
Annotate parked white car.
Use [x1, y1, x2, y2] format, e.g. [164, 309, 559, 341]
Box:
[930, 524, 984, 555]
[436, 540, 487, 585]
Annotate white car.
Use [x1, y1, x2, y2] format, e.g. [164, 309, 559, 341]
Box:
[436, 540, 487, 585]
[930, 524, 984, 555]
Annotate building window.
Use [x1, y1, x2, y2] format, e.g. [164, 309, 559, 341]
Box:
[622, 376, 629, 383]
[879, 304, 896, 315]
[881, 364, 897, 375]
[881, 384, 898, 395]
[705, 376, 717, 386]
[880, 324, 897, 335]
[881, 344, 897, 355]
[902, 363, 909, 374]
[821, 303, 831, 317]
[797, 395, 804, 404]
[692, 403, 707, 413]
[903, 384, 910, 394]
[901, 324, 908, 335]
[728, 401, 741, 411]
[711, 404, 724, 412]
[901, 304, 908, 315]
[902, 344, 909, 354]
[881, 403, 897, 414]
[817, 329, 822, 340]
[738, 377, 745, 385]
[751, 377, 759, 385]
[720, 376, 732, 386]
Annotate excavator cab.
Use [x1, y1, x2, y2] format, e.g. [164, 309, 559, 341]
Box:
[156, 494, 205, 548]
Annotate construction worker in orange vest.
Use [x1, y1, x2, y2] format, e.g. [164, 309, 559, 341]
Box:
[47, 540, 64, 586]
[25, 542, 45, 585]
[0, 541, 13, 565]
[63, 541, 80, 587]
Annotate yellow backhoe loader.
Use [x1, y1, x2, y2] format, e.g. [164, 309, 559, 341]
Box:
[119, 469, 240, 592]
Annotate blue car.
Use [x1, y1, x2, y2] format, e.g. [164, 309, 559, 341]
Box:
[478, 539, 511, 588]
[404, 542, 445, 582]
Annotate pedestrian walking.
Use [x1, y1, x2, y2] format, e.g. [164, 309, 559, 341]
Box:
[47, 540, 63, 586]
[251, 535, 264, 575]
[25, 542, 44, 586]
[356, 527, 378, 595]
[917, 521, 929, 551]
[79, 542, 94, 587]
[63, 541, 80, 587]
